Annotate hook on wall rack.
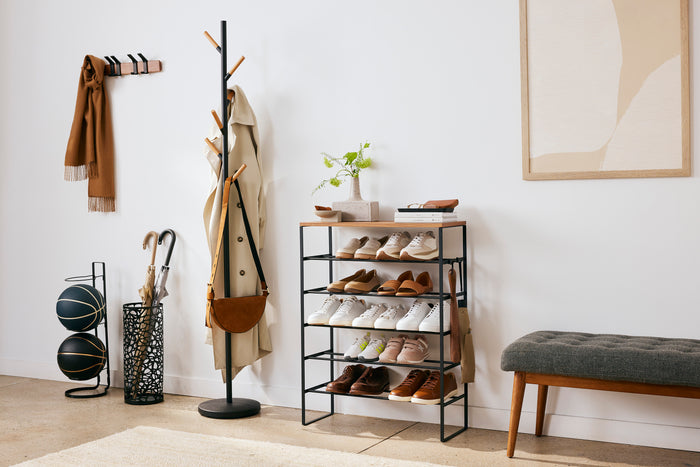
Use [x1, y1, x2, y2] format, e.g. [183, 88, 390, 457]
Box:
[103, 54, 162, 76]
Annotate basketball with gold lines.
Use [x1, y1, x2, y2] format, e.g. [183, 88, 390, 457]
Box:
[56, 284, 105, 331]
[57, 332, 107, 380]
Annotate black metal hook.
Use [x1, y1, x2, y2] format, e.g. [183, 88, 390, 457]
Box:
[137, 53, 149, 74]
[127, 54, 139, 75]
[158, 229, 176, 267]
[110, 56, 121, 76]
[104, 56, 115, 76]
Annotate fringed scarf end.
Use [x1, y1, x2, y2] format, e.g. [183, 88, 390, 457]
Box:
[88, 196, 116, 213]
[64, 165, 88, 181]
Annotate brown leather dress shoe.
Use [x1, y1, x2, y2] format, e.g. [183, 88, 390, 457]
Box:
[410, 371, 458, 404]
[388, 369, 431, 401]
[348, 366, 390, 395]
[326, 364, 366, 394]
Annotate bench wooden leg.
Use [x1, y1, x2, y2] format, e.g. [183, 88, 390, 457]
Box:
[536, 384, 548, 436]
[507, 371, 526, 458]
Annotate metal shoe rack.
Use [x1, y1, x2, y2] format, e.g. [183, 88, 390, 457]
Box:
[299, 221, 468, 442]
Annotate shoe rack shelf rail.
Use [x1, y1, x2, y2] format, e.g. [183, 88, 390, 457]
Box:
[299, 221, 468, 442]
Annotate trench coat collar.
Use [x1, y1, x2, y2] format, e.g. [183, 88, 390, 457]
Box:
[229, 85, 256, 126]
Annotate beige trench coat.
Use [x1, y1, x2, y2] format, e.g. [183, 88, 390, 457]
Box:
[203, 85, 272, 381]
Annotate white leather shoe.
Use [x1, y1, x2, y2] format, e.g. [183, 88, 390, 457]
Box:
[328, 296, 366, 326]
[307, 296, 342, 325]
[396, 300, 431, 331]
[419, 301, 451, 332]
[352, 303, 387, 327]
[336, 236, 369, 259]
[399, 231, 438, 261]
[373, 304, 407, 329]
[376, 232, 411, 260]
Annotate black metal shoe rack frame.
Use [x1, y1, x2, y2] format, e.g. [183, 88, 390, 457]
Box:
[300, 222, 468, 441]
[197, 20, 261, 419]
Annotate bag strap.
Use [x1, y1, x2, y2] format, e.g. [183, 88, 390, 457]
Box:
[232, 178, 268, 294]
[208, 165, 268, 297]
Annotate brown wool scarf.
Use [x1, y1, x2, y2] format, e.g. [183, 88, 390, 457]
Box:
[65, 55, 116, 212]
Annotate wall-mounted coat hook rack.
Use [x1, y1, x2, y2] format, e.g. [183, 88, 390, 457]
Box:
[103, 54, 162, 76]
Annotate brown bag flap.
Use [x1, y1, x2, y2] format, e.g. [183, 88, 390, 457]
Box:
[424, 199, 459, 209]
[210, 295, 266, 334]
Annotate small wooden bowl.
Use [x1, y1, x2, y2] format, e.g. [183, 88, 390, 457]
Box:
[314, 209, 339, 218]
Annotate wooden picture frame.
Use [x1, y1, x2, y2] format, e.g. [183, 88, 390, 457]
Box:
[520, 0, 690, 180]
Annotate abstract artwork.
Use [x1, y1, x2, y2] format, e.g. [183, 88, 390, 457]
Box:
[520, 0, 689, 180]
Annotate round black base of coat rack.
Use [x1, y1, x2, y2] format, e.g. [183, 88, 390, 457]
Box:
[198, 398, 260, 419]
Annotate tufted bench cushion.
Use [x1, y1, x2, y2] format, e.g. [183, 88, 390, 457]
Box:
[501, 330, 700, 388]
[501, 330, 700, 458]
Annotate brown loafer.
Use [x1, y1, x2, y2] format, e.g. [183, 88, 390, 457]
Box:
[410, 371, 458, 404]
[348, 366, 390, 395]
[326, 364, 366, 394]
[344, 269, 380, 294]
[388, 369, 431, 401]
[396, 271, 433, 297]
[327, 269, 366, 293]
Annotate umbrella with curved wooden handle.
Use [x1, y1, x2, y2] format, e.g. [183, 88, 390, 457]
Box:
[448, 267, 461, 363]
[133, 231, 159, 395]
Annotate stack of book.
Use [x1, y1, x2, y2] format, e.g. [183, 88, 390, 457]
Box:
[394, 210, 460, 223]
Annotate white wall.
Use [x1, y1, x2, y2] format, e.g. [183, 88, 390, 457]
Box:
[1, 0, 699, 452]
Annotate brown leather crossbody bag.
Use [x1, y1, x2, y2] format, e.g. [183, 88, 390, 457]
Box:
[206, 165, 269, 333]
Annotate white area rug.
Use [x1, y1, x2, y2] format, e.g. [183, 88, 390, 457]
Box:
[16, 426, 444, 466]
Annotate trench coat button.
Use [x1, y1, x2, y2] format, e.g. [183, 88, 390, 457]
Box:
[236, 202, 241, 208]
[239, 270, 245, 276]
[237, 236, 243, 242]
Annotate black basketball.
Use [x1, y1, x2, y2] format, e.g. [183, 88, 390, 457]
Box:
[56, 284, 105, 331]
[57, 333, 107, 381]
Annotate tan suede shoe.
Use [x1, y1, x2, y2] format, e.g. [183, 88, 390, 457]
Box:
[327, 269, 366, 293]
[344, 269, 380, 294]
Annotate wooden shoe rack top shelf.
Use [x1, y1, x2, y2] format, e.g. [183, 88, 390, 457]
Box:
[299, 220, 468, 442]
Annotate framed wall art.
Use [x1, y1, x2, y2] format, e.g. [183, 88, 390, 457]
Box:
[520, 0, 690, 180]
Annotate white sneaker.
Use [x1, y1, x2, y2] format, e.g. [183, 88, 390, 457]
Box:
[343, 332, 370, 361]
[399, 231, 438, 261]
[357, 335, 387, 362]
[307, 296, 342, 325]
[419, 301, 451, 333]
[376, 232, 411, 260]
[336, 236, 369, 259]
[354, 236, 389, 259]
[396, 300, 432, 331]
[373, 304, 407, 329]
[328, 296, 366, 326]
[351, 303, 387, 327]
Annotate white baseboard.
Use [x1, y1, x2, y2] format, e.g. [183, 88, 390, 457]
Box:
[2, 358, 698, 452]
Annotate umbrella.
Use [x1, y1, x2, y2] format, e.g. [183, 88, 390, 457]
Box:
[152, 229, 176, 307]
[133, 231, 159, 394]
[138, 231, 159, 307]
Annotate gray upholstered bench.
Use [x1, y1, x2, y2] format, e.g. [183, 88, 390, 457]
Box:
[501, 331, 700, 458]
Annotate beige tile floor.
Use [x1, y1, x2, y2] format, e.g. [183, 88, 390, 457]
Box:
[1, 375, 698, 466]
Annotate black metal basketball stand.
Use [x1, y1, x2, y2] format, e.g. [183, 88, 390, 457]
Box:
[63, 261, 110, 398]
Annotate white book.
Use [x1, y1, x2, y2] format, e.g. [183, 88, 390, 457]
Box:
[394, 214, 460, 223]
[394, 211, 457, 219]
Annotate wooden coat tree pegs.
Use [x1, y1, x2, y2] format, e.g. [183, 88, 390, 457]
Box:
[198, 20, 259, 421]
[103, 54, 162, 77]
